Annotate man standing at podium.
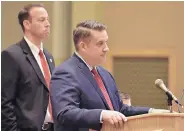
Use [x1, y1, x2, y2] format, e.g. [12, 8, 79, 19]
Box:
[50, 20, 169, 131]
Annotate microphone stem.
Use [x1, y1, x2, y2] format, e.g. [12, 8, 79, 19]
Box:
[166, 92, 173, 112]
[168, 106, 173, 113]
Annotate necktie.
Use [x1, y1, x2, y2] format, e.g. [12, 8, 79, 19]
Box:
[91, 68, 114, 110]
[39, 50, 53, 119]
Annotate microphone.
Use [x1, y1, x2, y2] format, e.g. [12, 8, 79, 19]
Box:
[155, 79, 183, 107]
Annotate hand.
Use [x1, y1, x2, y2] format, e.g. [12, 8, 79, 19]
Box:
[101, 110, 127, 128]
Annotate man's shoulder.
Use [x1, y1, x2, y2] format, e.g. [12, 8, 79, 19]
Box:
[2, 42, 22, 56]
[54, 56, 77, 71]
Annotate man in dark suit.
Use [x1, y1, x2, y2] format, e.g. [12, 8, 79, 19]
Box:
[2, 4, 55, 131]
[50, 20, 169, 131]
[50, 20, 147, 131]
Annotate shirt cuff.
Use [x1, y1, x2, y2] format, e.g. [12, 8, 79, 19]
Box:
[149, 108, 170, 113]
[148, 108, 154, 113]
[100, 110, 104, 123]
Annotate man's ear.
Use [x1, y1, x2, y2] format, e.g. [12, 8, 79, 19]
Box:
[79, 41, 87, 50]
[23, 20, 31, 30]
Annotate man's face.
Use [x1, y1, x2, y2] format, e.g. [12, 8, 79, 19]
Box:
[27, 7, 50, 39]
[84, 29, 109, 66]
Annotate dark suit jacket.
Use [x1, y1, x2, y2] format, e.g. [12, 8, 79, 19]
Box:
[50, 53, 150, 131]
[1, 38, 55, 131]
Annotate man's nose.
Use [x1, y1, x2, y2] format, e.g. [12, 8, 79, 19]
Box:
[104, 44, 109, 52]
[45, 20, 50, 27]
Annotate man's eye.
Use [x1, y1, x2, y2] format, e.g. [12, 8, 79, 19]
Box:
[97, 42, 103, 46]
[39, 19, 45, 22]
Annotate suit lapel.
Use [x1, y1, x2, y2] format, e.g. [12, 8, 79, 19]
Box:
[20, 38, 48, 91]
[97, 68, 117, 110]
[80, 66, 110, 109]
[74, 54, 110, 109]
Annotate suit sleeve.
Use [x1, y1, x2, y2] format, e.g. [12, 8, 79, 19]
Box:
[1, 50, 20, 131]
[120, 103, 150, 116]
[50, 69, 102, 130]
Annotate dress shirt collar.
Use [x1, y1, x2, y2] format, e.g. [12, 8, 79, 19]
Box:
[75, 51, 95, 71]
[24, 36, 43, 56]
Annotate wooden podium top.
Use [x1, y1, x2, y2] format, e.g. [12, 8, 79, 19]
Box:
[102, 113, 184, 131]
[127, 112, 184, 120]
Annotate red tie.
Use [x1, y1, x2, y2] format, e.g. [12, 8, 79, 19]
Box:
[39, 50, 53, 119]
[91, 68, 114, 110]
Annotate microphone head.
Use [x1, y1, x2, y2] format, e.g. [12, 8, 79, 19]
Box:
[155, 79, 168, 92]
[155, 79, 163, 86]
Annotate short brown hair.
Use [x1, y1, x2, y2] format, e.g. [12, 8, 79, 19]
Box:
[73, 20, 107, 50]
[18, 3, 44, 31]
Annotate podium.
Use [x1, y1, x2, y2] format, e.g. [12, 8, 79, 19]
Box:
[102, 113, 184, 131]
